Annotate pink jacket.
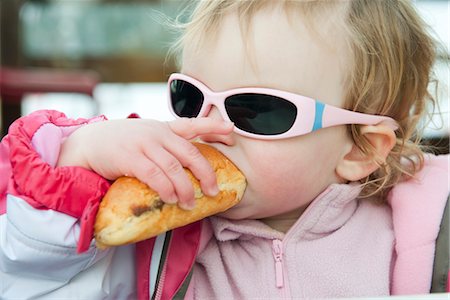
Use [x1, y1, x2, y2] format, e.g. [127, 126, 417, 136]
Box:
[189, 184, 393, 298]
[1, 111, 449, 299]
[186, 154, 450, 298]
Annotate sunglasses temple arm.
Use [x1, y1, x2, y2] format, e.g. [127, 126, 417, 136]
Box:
[321, 104, 399, 130]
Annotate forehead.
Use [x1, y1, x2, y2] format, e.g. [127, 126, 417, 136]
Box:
[181, 3, 351, 107]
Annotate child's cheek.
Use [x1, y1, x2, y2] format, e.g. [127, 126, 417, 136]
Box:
[251, 161, 313, 199]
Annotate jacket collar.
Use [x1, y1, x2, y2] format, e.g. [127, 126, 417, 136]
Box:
[210, 183, 363, 242]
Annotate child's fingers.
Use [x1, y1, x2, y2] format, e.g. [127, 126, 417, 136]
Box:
[163, 139, 220, 200]
[127, 118, 231, 210]
[197, 133, 235, 146]
[142, 146, 196, 210]
[168, 117, 234, 140]
[131, 156, 179, 206]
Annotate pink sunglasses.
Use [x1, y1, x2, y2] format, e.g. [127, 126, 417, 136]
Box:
[168, 73, 398, 140]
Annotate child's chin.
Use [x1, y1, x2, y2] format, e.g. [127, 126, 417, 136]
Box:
[217, 204, 262, 220]
[216, 206, 247, 220]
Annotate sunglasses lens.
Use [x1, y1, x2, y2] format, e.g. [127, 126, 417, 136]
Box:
[170, 79, 204, 117]
[225, 94, 297, 135]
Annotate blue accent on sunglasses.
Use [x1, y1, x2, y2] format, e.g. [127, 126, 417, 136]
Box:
[312, 101, 325, 131]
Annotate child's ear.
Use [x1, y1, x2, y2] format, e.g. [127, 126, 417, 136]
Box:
[336, 124, 396, 182]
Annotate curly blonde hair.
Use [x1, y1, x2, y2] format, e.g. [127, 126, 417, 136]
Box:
[344, 0, 438, 199]
[168, 0, 439, 200]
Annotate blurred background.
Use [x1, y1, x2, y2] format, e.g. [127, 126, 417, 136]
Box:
[0, 0, 448, 153]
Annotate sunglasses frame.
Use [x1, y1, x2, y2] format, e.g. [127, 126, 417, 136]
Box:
[167, 73, 398, 140]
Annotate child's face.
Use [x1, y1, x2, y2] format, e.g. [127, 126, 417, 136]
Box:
[182, 5, 354, 221]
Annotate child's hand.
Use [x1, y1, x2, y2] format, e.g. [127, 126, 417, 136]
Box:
[57, 118, 234, 209]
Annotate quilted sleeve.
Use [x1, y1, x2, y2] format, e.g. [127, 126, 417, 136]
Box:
[0, 110, 112, 287]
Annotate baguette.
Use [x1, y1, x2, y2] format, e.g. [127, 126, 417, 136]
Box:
[94, 143, 246, 249]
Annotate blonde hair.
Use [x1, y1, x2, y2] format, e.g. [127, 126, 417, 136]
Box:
[168, 0, 439, 200]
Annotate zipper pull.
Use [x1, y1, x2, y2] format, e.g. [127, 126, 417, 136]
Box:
[272, 239, 284, 288]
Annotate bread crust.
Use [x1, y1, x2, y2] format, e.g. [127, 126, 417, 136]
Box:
[94, 143, 246, 249]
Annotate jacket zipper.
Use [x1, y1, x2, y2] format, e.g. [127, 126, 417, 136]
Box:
[272, 239, 284, 288]
[153, 258, 167, 300]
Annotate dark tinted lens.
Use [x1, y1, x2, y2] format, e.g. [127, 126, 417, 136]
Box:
[170, 79, 204, 117]
[225, 93, 297, 135]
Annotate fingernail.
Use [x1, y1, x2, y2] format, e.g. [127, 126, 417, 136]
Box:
[179, 201, 195, 211]
[165, 195, 178, 204]
[208, 185, 220, 196]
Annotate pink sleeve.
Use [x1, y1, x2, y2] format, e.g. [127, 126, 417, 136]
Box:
[0, 135, 12, 214]
[3, 110, 111, 253]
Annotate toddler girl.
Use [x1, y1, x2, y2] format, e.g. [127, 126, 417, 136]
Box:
[1, 0, 448, 299]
